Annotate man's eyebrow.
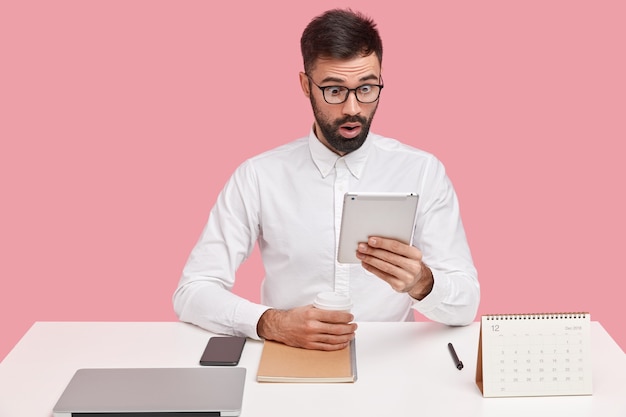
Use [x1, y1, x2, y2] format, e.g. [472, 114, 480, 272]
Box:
[319, 74, 380, 84]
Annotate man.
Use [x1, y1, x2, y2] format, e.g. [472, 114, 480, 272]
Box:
[173, 8, 479, 351]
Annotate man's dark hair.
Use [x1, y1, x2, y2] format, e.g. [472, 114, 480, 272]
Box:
[300, 8, 383, 74]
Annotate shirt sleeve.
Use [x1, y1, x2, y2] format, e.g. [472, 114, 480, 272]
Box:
[410, 155, 480, 325]
[172, 160, 270, 339]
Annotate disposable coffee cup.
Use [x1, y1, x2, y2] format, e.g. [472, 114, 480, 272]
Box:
[313, 291, 353, 312]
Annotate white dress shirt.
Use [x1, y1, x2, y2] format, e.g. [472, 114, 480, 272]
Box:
[173, 130, 480, 339]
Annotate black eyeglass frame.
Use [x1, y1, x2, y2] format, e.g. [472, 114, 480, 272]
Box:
[305, 73, 384, 104]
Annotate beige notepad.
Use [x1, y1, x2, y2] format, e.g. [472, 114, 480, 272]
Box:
[256, 339, 357, 383]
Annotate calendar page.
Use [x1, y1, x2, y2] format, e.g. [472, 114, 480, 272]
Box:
[476, 313, 592, 398]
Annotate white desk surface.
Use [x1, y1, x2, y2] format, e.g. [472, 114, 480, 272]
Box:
[0, 321, 624, 417]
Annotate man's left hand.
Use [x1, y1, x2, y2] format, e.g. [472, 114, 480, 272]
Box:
[356, 236, 434, 300]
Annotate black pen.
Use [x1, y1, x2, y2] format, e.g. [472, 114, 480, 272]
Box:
[448, 342, 463, 370]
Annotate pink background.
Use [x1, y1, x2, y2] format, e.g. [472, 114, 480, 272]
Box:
[1, 1, 625, 362]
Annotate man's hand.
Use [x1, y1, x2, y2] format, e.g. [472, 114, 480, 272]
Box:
[356, 236, 434, 300]
[257, 305, 357, 351]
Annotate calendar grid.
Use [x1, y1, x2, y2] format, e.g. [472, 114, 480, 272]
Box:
[477, 313, 592, 397]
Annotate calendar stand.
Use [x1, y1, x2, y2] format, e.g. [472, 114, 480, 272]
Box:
[476, 312, 593, 398]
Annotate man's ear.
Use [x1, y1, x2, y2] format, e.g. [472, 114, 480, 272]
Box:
[299, 72, 310, 97]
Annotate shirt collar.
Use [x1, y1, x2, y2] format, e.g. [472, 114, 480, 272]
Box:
[308, 127, 372, 179]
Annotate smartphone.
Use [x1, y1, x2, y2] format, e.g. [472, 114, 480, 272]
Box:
[199, 336, 247, 366]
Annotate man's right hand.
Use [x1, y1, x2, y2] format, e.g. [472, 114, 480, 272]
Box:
[256, 305, 357, 351]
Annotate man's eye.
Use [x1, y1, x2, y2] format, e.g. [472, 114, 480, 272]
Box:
[358, 85, 373, 94]
[326, 86, 344, 96]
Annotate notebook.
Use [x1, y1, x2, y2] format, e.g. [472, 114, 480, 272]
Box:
[256, 339, 357, 383]
[52, 367, 246, 416]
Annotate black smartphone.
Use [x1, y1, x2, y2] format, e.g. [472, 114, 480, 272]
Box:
[199, 336, 247, 366]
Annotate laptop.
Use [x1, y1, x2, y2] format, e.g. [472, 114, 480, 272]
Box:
[52, 367, 246, 417]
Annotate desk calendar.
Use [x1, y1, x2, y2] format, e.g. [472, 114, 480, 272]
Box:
[475, 312, 592, 398]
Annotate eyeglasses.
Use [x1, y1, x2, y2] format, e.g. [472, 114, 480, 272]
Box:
[305, 74, 384, 104]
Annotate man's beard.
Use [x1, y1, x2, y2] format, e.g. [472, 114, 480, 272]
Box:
[310, 95, 377, 154]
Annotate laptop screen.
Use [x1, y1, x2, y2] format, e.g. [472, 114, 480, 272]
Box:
[52, 367, 246, 417]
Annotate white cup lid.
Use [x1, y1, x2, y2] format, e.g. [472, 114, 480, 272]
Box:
[313, 291, 353, 311]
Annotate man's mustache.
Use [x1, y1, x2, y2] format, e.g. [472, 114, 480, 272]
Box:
[335, 115, 367, 125]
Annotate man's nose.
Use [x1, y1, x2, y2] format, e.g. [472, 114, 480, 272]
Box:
[341, 91, 361, 116]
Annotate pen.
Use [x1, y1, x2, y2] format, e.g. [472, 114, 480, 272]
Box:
[448, 342, 463, 370]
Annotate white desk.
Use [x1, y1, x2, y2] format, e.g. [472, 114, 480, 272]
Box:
[0, 321, 624, 417]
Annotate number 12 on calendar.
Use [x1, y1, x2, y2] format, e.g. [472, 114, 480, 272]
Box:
[475, 313, 593, 397]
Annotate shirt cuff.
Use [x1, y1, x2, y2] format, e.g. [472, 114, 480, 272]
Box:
[234, 300, 272, 340]
[410, 266, 449, 314]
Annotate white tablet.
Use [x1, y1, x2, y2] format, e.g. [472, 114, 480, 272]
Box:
[337, 192, 419, 264]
